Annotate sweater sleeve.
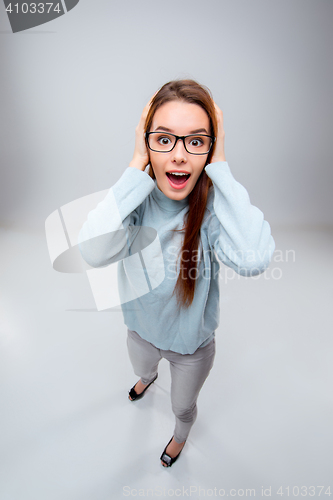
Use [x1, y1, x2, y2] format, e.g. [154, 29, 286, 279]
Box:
[78, 167, 156, 268]
[204, 161, 275, 276]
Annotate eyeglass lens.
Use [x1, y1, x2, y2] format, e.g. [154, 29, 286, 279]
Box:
[147, 133, 212, 154]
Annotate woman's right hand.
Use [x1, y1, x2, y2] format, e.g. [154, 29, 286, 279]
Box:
[129, 96, 155, 171]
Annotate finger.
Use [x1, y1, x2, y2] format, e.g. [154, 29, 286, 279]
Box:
[140, 95, 156, 124]
[138, 93, 158, 130]
[213, 102, 223, 118]
[148, 90, 158, 105]
[213, 102, 224, 130]
[143, 90, 158, 114]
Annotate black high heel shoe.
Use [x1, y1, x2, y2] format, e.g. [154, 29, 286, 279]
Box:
[128, 374, 158, 401]
[160, 436, 186, 467]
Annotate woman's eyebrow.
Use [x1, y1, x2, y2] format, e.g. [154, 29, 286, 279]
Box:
[155, 126, 209, 134]
[155, 126, 173, 132]
[190, 128, 209, 134]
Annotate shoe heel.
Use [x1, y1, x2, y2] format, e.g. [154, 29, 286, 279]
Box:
[128, 373, 158, 401]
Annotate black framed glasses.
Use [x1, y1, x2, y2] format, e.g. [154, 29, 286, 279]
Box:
[145, 132, 215, 155]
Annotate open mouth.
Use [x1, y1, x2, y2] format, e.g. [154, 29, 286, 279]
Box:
[166, 172, 191, 189]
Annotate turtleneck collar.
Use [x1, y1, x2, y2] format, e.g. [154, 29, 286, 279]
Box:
[151, 180, 189, 212]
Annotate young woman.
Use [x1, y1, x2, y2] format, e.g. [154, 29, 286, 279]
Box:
[79, 80, 275, 467]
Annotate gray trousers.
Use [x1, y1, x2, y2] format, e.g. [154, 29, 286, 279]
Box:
[127, 328, 216, 444]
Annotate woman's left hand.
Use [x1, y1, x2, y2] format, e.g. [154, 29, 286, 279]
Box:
[210, 103, 226, 163]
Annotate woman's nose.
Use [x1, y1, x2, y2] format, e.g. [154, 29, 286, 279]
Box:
[171, 138, 187, 162]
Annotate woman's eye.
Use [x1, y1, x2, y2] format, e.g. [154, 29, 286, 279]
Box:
[189, 138, 204, 147]
[158, 136, 172, 145]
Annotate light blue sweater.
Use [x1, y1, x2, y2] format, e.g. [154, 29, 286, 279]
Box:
[79, 162, 275, 354]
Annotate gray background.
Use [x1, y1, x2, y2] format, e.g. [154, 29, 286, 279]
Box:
[1, 1, 333, 499]
[1, 0, 332, 229]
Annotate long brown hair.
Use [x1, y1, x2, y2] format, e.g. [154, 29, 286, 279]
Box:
[145, 80, 217, 309]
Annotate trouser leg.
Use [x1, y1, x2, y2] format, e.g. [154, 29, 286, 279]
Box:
[126, 329, 162, 385]
[167, 338, 216, 444]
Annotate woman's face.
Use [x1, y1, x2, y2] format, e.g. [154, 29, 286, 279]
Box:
[148, 101, 210, 200]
